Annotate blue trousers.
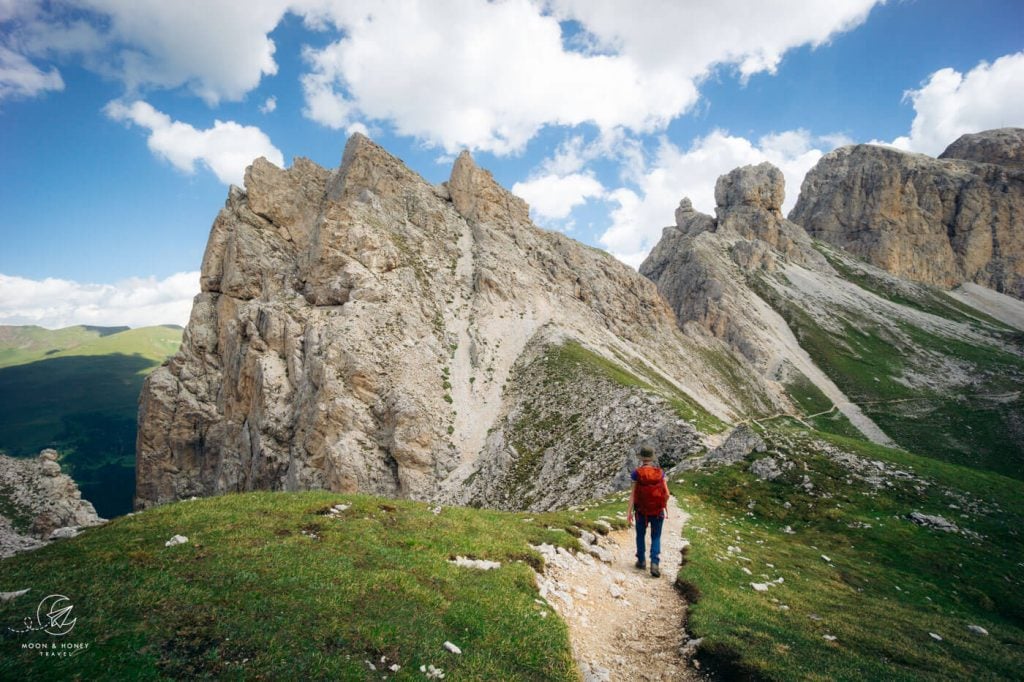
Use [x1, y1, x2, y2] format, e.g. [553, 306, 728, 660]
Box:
[635, 513, 664, 564]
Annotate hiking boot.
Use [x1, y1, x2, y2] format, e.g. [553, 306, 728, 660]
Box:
[650, 562, 661, 578]
[635, 559, 646, 570]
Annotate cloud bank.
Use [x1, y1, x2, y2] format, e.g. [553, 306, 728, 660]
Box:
[0, 271, 199, 328]
[297, 0, 881, 154]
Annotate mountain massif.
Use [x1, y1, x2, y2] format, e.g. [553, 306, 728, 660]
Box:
[4, 129, 1024, 682]
[136, 129, 1024, 512]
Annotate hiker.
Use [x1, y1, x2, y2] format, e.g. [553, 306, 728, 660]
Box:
[627, 445, 669, 577]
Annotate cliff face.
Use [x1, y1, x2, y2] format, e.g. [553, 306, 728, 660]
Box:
[789, 129, 1024, 299]
[137, 135, 757, 511]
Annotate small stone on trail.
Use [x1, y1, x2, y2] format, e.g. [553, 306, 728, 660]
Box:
[751, 583, 769, 592]
[821, 554, 831, 562]
[48, 527, 79, 540]
[741, 567, 752, 575]
[609, 584, 624, 599]
[823, 635, 837, 642]
[967, 625, 989, 636]
[585, 544, 613, 563]
[443, 641, 462, 655]
[450, 556, 501, 570]
[165, 534, 188, 547]
[929, 632, 943, 641]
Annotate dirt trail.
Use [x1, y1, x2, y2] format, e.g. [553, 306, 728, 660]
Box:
[537, 497, 698, 681]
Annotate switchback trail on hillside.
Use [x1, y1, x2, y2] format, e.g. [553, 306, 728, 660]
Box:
[537, 497, 698, 681]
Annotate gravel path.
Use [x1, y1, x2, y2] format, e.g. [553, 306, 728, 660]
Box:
[536, 496, 698, 681]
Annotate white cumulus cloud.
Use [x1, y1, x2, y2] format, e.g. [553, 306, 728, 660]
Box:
[297, 0, 880, 154]
[75, 0, 289, 104]
[260, 95, 277, 113]
[600, 129, 840, 267]
[888, 52, 1024, 155]
[104, 99, 284, 186]
[0, 271, 199, 328]
[551, 0, 879, 81]
[513, 172, 605, 222]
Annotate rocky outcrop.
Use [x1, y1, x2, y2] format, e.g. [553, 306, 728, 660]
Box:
[939, 128, 1024, 168]
[641, 163, 894, 445]
[790, 130, 1024, 299]
[460, 331, 704, 511]
[137, 134, 751, 511]
[0, 450, 105, 558]
[642, 164, 832, 366]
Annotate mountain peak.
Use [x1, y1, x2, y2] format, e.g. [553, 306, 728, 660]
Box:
[938, 127, 1024, 168]
[448, 147, 529, 225]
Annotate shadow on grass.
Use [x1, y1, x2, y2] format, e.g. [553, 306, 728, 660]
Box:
[0, 353, 157, 517]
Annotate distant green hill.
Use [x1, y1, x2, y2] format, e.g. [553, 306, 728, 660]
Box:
[0, 325, 182, 518]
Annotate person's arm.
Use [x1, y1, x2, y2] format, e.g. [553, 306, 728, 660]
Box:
[662, 474, 670, 519]
[627, 481, 637, 526]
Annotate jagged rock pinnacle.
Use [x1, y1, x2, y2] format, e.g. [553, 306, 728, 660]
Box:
[448, 148, 529, 225]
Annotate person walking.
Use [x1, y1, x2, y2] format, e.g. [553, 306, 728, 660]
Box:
[627, 445, 670, 577]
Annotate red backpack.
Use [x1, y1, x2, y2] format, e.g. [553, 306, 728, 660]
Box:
[635, 465, 668, 515]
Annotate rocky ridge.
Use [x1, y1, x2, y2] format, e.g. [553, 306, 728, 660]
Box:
[641, 163, 892, 444]
[0, 450, 105, 558]
[642, 159, 1024, 474]
[790, 129, 1024, 298]
[137, 135, 769, 511]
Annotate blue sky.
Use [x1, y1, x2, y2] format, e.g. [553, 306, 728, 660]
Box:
[1, 0, 1022, 327]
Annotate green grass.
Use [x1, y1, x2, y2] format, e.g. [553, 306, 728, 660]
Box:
[674, 427, 1024, 681]
[783, 372, 863, 439]
[752, 277, 1024, 479]
[0, 325, 181, 369]
[0, 325, 182, 517]
[553, 341, 727, 434]
[0, 491, 623, 681]
[814, 245, 1017, 332]
[0, 325, 127, 368]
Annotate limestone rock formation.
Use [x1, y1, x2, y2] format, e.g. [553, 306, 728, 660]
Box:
[0, 450, 105, 558]
[642, 163, 894, 445]
[939, 128, 1024, 168]
[645, 159, 1024, 473]
[137, 134, 754, 511]
[790, 130, 1024, 298]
